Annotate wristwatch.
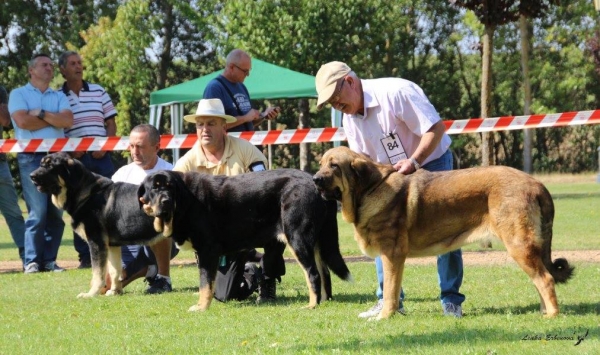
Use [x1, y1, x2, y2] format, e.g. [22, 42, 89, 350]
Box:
[409, 157, 421, 170]
[37, 109, 46, 120]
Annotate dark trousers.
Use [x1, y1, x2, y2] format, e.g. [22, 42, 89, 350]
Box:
[212, 243, 286, 302]
[73, 153, 114, 262]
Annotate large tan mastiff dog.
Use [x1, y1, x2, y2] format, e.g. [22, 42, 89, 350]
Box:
[313, 146, 574, 320]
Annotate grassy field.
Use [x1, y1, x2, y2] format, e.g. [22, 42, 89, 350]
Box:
[0, 262, 598, 354]
[0, 175, 598, 354]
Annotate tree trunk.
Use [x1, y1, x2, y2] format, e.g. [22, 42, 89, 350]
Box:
[520, 15, 533, 173]
[481, 25, 495, 166]
[157, 3, 173, 91]
[298, 98, 310, 172]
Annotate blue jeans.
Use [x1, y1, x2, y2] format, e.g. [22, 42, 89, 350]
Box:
[121, 242, 179, 278]
[73, 153, 115, 262]
[17, 153, 65, 266]
[0, 157, 25, 265]
[374, 149, 465, 306]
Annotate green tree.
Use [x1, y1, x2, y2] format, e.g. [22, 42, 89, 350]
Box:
[79, 0, 220, 141]
[450, 0, 522, 166]
[214, 0, 463, 171]
[78, 1, 154, 137]
[0, 0, 120, 90]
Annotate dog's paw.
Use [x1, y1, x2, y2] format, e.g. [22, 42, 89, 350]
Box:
[105, 289, 123, 296]
[77, 292, 96, 298]
[375, 313, 393, 321]
[543, 312, 559, 318]
[302, 304, 317, 310]
[188, 304, 208, 312]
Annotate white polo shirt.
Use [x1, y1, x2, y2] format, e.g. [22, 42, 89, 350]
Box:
[62, 81, 117, 138]
[342, 78, 451, 165]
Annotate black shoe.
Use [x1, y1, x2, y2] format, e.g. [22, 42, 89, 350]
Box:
[44, 262, 65, 272]
[244, 262, 263, 294]
[256, 278, 276, 304]
[78, 260, 92, 269]
[145, 275, 172, 294]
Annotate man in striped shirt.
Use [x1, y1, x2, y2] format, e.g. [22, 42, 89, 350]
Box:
[59, 50, 117, 269]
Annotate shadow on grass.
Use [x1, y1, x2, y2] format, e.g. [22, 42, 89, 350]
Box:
[468, 302, 599, 317]
[290, 325, 595, 353]
[270, 293, 599, 318]
[317, 293, 440, 305]
[552, 191, 600, 199]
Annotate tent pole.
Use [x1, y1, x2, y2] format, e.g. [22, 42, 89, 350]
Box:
[267, 120, 272, 169]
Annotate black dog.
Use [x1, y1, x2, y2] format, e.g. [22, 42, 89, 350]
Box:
[138, 169, 352, 312]
[30, 152, 166, 297]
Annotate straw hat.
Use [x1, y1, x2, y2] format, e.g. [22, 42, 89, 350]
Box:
[183, 98, 236, 123]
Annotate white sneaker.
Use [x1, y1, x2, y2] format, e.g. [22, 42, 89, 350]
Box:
[24, 262, 40, 274]
[358, 299, 406, 318]
[442, 302, 462, 318]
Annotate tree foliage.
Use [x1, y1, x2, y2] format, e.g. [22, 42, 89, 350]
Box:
[78, 0, 154, 137]
[0, 0, 120, 88]
[0, 0, 598, 174]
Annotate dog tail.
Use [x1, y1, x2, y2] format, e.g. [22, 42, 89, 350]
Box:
[539, 185, 574, 284]
[318, 200, 352, 282]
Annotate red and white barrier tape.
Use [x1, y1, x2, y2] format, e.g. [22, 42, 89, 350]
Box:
[1, 110, 599, 153]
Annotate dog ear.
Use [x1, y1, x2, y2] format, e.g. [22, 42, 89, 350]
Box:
[137, 178, 148, 208]
[351, 157, 389, 189]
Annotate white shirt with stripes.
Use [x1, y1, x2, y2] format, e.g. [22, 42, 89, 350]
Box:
[62, 81, 117, 138]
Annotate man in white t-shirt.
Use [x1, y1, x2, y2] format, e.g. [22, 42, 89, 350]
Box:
[110, 124, 177, 293]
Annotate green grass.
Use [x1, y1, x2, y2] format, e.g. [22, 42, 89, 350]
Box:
[0, 177, 598, 354]
[0, 262, 598, 354]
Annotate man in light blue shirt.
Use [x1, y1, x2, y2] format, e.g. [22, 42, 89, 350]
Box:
[8, 53, 73, 273]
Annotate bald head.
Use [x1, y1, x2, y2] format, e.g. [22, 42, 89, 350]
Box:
[226, 49, 250, 66]
[223, 49, 252, 82]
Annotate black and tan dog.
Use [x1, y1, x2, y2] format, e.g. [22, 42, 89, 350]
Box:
[138, 169, 352, 312]
[30, 152, 166, 297]
[313, 146, 574, 320]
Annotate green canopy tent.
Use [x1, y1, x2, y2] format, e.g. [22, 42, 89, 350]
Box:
[150, 59, 317, 107]
[149, 59, 317, 129]
[149, 59, 321, 161]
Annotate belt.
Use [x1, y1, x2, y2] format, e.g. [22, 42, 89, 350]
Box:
[0, 153, 5, 161]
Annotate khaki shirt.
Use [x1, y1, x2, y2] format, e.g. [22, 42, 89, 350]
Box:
[174, 135, 267, 176]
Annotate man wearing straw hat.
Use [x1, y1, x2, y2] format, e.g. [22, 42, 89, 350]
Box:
[174, 98, 285, 303]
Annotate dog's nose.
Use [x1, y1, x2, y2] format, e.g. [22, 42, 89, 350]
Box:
[313, 175, 323, 186]
[30, 171, 38, 182]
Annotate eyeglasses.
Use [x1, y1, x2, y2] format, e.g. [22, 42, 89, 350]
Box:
[233, 63, 250, 76]
[328, 79, 345, 107]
